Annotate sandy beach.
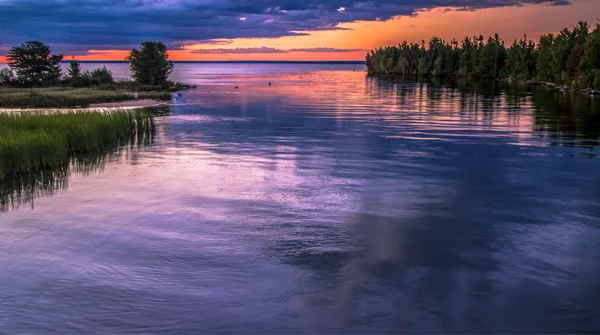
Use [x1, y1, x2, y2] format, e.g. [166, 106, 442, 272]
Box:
[0, 99, 169, 113]
[87, 99, 168, 108]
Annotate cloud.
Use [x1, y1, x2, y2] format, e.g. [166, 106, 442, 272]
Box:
[0, 44, 11, 53]
[190, 46, 365, 54]
[290, 47, 365, 52]
[0, 0, 573, 52]
[191, 47, 288, 54]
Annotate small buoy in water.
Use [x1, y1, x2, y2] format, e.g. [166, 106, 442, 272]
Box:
[234, 86, 238, 89]
[268, 82, 271, 86]
[177, 93, 182, 97]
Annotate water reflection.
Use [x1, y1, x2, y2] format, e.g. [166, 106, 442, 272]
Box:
[1, 67, 600, 333]
[0, 125, 156, 213]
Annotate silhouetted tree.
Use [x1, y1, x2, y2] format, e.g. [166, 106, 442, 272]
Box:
[127, 41, 174, 85]
[6, 41, 63, 85]
[67, 60, 81, 77]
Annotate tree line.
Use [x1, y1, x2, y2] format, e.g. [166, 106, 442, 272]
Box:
[366, 20, 600, 90]
[1, 41, 174, 87]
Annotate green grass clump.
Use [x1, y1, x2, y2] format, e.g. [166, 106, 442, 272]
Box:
[0, 87, 173, 108]
[137, 91, 173, 101]
[0, 110, 155, 181]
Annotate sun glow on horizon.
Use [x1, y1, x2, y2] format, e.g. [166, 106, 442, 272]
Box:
[0, 1, 599, 63]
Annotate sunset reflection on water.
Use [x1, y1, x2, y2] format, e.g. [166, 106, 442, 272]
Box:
[1, 64, 600, 333]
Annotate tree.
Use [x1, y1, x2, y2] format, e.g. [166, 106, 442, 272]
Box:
[364, 19, 598, 89]
[579, 21, 600, 89]
[504, 35, 536, 80]
[127, 41, 174, 85]
[67, 60, 81, 77]
[6, 41, 63, 85]
[566, 44, 585, 78]
[551, 28, 576, 84]
[536, 34, 554, 82]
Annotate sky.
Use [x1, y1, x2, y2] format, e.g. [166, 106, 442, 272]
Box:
[0, 0, 599, 62]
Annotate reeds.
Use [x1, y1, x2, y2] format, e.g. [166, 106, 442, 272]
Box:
[0, 87, 172, 108]
[0, 110, 155, 181]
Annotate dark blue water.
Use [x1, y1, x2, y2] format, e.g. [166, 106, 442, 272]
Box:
[1, 63, 600, 333]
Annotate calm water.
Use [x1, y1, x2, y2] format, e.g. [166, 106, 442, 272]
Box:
[2, 63, 600, 333]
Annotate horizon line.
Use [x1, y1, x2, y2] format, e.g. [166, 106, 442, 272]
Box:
[1, 60, 366, 64]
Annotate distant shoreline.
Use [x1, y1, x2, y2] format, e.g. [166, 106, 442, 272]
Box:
[0, 60, 366, 64]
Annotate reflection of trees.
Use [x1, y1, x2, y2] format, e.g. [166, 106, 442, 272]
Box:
[376, 77, 600, 148]
[0, 129, 156, 213]
[257, 77, 600, 332]
[531, 88, 600, 148]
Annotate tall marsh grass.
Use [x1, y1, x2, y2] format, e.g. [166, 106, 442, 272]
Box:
[0, 110, 155, 181]
[0, 87, 172, 108]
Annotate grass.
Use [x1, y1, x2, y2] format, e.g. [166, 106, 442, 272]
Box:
[0, 86, 173, 108]
[0, 110, 155, 181]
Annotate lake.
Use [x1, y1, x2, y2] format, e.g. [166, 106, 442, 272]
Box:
[1, 62, 600, 333]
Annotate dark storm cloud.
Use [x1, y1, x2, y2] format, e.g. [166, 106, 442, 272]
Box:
[0, 0, 572, 51]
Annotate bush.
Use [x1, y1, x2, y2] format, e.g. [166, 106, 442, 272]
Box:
[64, 66, 114, 87]
[66, 76, 91, 88]
[88, 67, 114, 85]
[594, 70, 600, 90]
[560, 71, 570, 85]
[0, 68, 16, 85]
[576, 73, 590, 90]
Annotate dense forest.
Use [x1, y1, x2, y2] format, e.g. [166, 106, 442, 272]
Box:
[366, 20, 600, 90]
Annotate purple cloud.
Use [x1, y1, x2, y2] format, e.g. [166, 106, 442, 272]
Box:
[0, 0, 575, 52]
[190, 46, 365, 54]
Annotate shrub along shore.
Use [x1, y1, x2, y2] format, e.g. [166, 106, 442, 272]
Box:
[1, 41, 191, 108]
[0, 82, 187, 108]
[0, 110, 155, 181]
[366, 19, 600, 95]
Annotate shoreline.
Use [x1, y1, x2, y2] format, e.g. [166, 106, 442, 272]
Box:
[502, 78, 600, 96]
[0, 82, 193, 110]
[0, 99, 170, 113]
[367, 72, 600, 97]
[88, 99, 169, 109]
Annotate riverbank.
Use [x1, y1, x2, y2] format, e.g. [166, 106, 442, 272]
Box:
[0, 110, 155, 181]
[502, 78, 600, 96]
[367, 72, 600, 97]
[0, 82, 192, 109]
[88, 99, 168, 109]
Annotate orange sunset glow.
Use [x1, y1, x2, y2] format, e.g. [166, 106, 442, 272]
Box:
[1, 0, 599, 62]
